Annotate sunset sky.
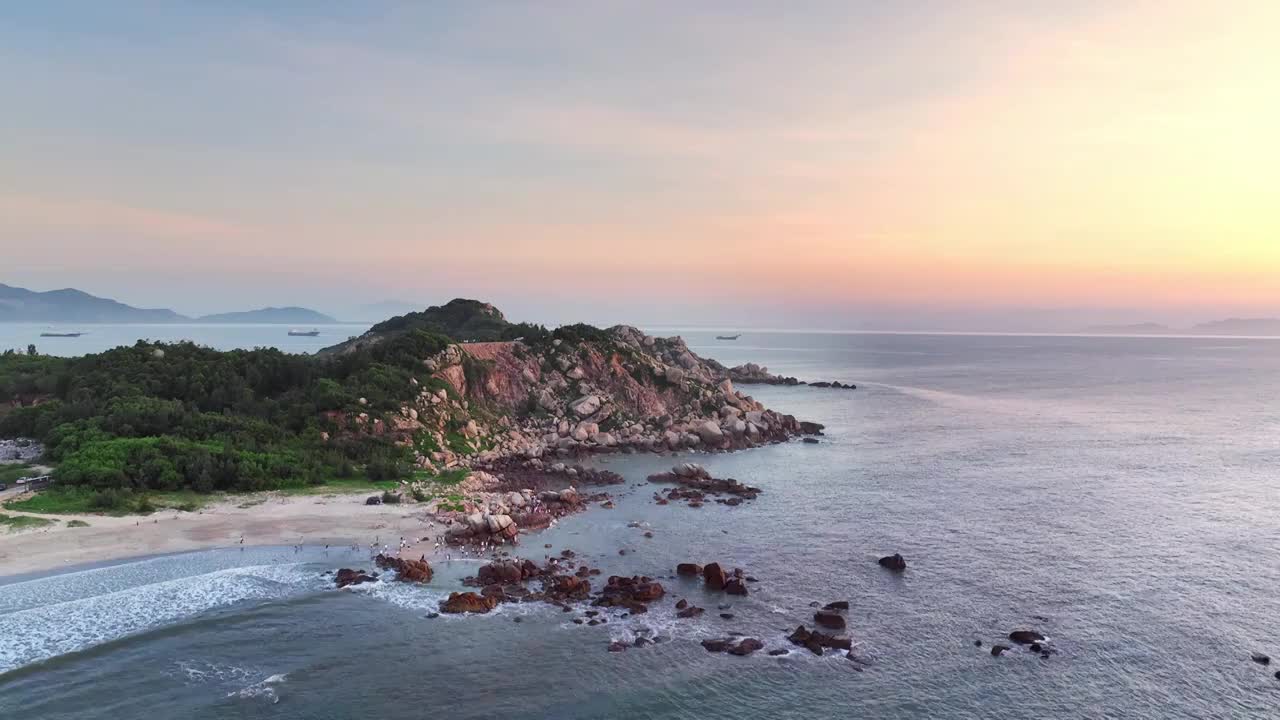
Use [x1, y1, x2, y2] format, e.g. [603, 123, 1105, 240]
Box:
[2, 1, 1277, 328]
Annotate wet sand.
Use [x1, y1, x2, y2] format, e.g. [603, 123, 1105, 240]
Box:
[0, 492, 449, 578]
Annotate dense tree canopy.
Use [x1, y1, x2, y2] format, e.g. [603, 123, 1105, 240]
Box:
[0, 329, 454, 494]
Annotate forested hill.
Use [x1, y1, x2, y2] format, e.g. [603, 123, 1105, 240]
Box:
[0, 299, 602, 510]
[0, 297, 812, 513]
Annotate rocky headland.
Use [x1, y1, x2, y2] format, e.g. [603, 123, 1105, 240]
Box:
[319, 307, 829, 476]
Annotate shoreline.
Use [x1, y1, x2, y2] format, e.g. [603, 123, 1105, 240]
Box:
[0, 491, 451, 580]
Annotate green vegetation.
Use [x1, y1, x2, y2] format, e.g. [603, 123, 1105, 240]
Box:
[3, 486, 192, 515]
[407, 468, 470, 509]
[0, 331, 454, 498]
[0, 513, 54, 531]
[272, 476, 398, 497]
[367, 299, 515, 341]
[0, 300, 617, 509]
[0, 463, 34, 485]
[65, 519, 90, 528]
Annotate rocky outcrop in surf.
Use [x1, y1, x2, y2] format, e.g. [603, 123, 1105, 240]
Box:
[373, 554, 433, 583]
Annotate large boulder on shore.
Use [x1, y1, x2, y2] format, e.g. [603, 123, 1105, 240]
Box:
[696, 420, 725, 445]
[570, 395, 603, 417]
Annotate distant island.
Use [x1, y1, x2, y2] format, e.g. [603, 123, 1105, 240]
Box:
[195, 307, 336, 324]
[1084, 318, 1280, 336]
[0, 282, 334, 325]
[0, 283, 185, 324]
[1187, 318, 1280, 335]
[1083, 322, 1174, 335]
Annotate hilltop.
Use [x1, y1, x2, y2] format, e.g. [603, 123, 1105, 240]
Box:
[320, 299, 816, 473]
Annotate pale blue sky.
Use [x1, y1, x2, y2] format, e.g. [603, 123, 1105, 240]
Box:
[3, 2, 1276, 328]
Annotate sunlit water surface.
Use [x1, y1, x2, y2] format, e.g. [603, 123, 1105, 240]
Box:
[3, 331, 1279, 718]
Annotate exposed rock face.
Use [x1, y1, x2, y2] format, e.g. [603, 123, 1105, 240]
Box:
[441, 591, 499, 614]
[320, 306, 828, 473]
[374, 554, 433, 583]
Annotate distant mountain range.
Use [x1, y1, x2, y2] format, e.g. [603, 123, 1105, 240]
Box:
[194, 307, 336, 324]
[0, 283, 336, 324]
[1085, 319, 1280, 336]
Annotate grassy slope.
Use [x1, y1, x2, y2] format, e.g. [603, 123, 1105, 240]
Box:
[0, 513, 54, 531]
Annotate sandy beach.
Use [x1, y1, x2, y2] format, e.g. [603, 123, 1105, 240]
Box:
[0, 492, 448, 578]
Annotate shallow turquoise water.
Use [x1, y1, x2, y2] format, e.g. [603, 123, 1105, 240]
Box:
[3, 332, 1280, 718]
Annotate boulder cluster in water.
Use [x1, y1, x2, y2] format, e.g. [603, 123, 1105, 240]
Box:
[728, 363, 856, 390]
[648, 463, 762, 508]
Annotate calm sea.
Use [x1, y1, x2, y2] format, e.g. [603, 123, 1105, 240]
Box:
[0, 322, 370, 356]
[3, 330, 1280, 718]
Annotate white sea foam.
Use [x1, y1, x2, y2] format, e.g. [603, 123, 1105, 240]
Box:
[0, 564, 318, 674]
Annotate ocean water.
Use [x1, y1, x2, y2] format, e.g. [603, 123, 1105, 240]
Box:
[0, 322, 370, 356]
[3, 331, 1280, 718]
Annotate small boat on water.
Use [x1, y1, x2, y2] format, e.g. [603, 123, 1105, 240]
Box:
[715, 334, 741, 340]
[39, 332, 83, 338]
[288, 329, 321, 337]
